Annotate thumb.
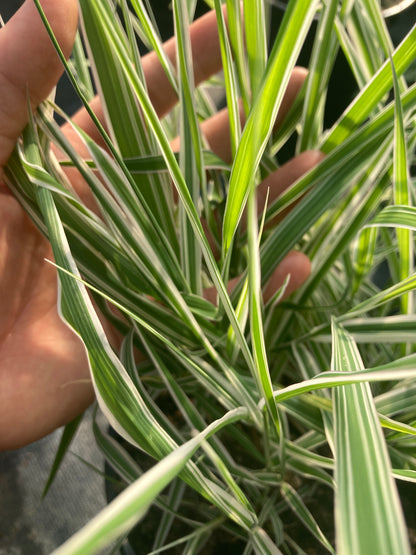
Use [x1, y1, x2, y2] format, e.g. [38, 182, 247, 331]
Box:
[0, 0, 78, 171]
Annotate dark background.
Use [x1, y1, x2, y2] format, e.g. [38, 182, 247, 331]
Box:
[0, 1, 415, 554]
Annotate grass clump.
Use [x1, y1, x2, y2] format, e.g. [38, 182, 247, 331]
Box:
[4, 0, 416, 553]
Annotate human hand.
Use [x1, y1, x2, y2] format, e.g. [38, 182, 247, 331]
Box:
[0, 0, 323, 450]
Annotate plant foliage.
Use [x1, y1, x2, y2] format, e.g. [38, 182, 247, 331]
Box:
[4, 0, 416, 553]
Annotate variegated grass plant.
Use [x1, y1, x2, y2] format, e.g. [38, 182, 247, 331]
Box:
[4, 0, 416, 553]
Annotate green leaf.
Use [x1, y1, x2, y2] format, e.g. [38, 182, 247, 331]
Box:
[297, 0, 340, 151]
[244, 0, 267, 98]
[368, 205, 416, 230]
[43, 414, 84, 497]
[123, 150, 230, 174]
[391, 52, 413, 317]
[392, 469, 416, 483]
[247, 186, 281, 434]
[174, 0, 205, 294]
[51, 408, 251, 555]
[331, 320, 410, 555]
[321, 23, 416, 152]
[79, 0, 178, 246]
[222, 0, 319, 254]
[281, 482, 335, 554]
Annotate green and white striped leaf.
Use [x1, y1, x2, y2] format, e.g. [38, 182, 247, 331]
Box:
[331, 320, 410, 555]
[222, 0, 319, 254]
[51, 407, 253, 555]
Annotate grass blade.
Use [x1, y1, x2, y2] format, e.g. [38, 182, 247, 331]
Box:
[331, 320, 410, 555]
[51, 408, 251, 555]
[222, 0, 319, 255]
[321, 23, 416, 152]
[281, 482, 335, 554]
[391, 54, 413, 317]
[42, 414, 84, 497]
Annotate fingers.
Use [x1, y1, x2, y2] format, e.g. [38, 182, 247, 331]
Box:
[200, 67, 308, 164]
[204, 250, 311, 305]
[256, 150, 326, 222]
[72, 8, 225, 141]
[170, 66, 308, 165]
[263, 250, 311, 302]
[0, 0, 78, 173]
[233, 250, 312, 303]
[142, 8, 224, 119]
[202, 148, 322, 306]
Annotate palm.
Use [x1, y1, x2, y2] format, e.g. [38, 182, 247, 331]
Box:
[0, 192, 93, 448]
[0, 1, 320, 450]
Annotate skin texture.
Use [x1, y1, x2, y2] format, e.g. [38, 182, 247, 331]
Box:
[0, 1, 323, 450]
